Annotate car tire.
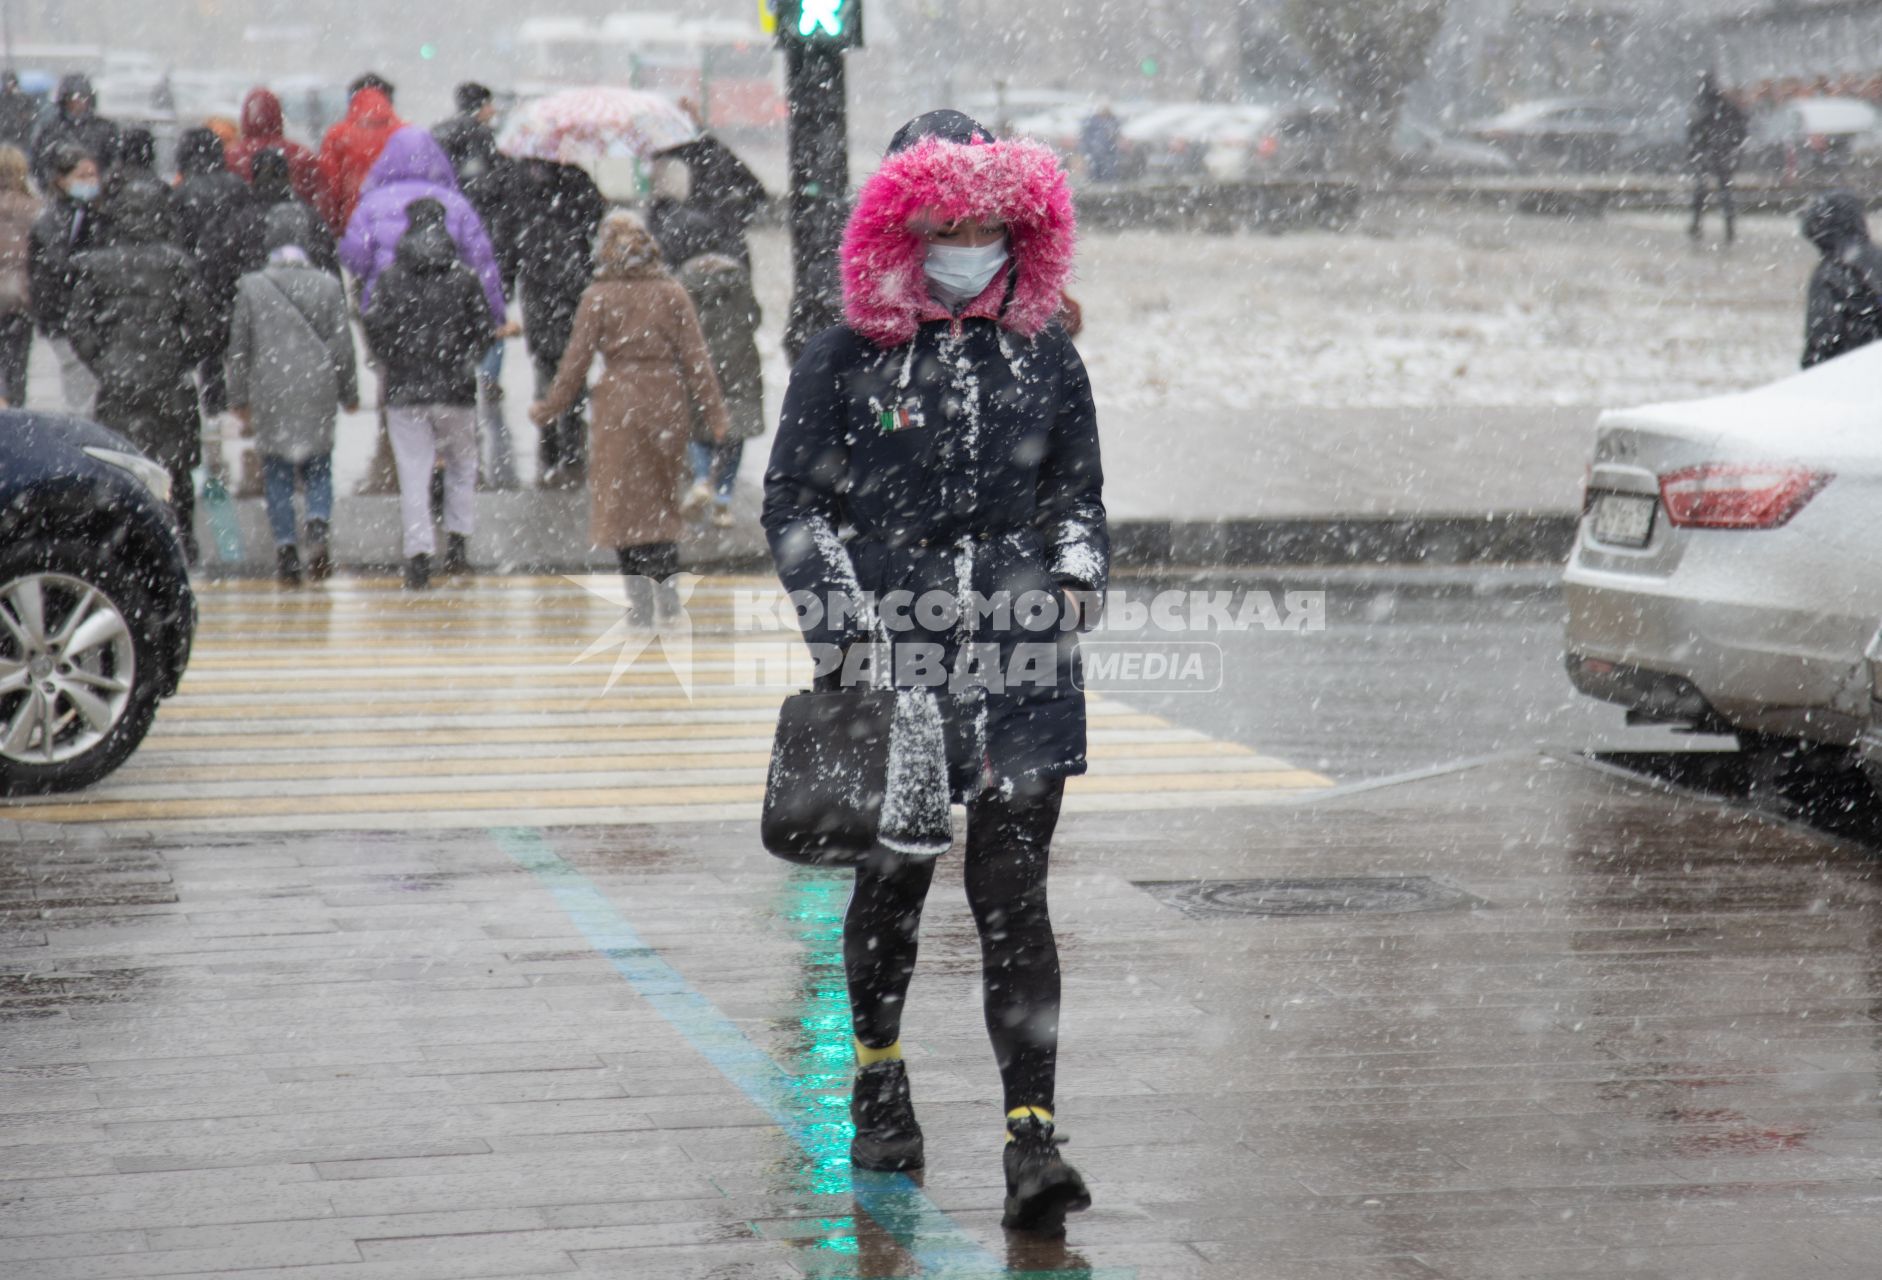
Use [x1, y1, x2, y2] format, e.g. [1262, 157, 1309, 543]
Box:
[0, 539, 166, 797]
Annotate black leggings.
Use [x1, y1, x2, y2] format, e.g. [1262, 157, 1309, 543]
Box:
[845, 776, 1065, 1113]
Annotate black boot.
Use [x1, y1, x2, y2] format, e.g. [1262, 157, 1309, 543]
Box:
[851, 1060, 924, 1172]
[1001, 1114, 1090, 1235]
[442, 532, 470, 577]
[404, 553, 430, 591]
[304, 519, 332, 581]
[276, 543, 302, 587]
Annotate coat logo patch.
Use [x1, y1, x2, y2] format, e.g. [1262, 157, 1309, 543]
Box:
[875, 401, 924, 434]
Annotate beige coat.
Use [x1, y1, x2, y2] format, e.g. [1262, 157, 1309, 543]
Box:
[540, 269, 730, 548]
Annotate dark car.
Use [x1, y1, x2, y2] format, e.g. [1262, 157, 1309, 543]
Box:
[0, 411, 194, 794]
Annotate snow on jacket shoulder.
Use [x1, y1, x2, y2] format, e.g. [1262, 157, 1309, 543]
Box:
[339, 126, 505, 321]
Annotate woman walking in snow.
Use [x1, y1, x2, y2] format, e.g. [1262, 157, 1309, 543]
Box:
[761, 110, 1107, 1235]
[530, 211, 728, 623]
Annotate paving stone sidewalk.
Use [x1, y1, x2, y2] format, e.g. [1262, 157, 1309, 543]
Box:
[4, 756, 1882, 1278]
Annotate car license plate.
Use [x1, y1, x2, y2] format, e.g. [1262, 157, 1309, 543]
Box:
[1590, 492, 1656, 547]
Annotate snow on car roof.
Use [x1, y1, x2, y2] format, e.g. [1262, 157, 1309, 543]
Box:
[1600, 342, 1882, 453]
[1476, 98, 1618, 128]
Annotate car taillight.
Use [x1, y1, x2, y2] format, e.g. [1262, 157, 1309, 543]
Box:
[1658, 464, 1831, 529]
[1257, 134, 1279, 158]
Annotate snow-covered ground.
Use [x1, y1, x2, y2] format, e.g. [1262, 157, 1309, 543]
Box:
[1066, 207, 1813, 415]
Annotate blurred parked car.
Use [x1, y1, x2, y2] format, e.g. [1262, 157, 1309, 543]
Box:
[1470, 98, 1646, 171]
[1744, 97, 1881, 177]
[1391, 120, 1519, 177]
[1564, 343, 1882, 752]
[0, 413, 195, 795]
[1122, 103, 1285, 180]
[1613, 115, 1695, 175]
[1203, 103, 1342, 180]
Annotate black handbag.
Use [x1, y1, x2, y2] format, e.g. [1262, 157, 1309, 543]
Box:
[761, 686, 898, 865]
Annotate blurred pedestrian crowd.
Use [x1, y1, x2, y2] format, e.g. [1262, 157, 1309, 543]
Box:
[12, 70, 770, 591]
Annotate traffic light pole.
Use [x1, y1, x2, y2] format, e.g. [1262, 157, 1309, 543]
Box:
[782, 37, 849, 363]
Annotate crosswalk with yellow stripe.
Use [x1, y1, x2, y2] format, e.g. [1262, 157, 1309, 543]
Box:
[1, 576, 1334, 834]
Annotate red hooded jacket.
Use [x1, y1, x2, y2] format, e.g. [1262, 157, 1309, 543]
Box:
[314, 87, 404, 234]
[225, 89, 320, 206]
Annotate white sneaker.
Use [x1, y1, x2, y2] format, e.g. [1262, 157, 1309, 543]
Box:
[680, 482, 711, 515]
[711, 507, 735, 529]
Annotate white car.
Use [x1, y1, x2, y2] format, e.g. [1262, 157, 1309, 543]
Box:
[1564, 343, 1882, 748]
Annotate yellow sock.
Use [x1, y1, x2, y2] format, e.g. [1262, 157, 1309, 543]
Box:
[855, 1039, 902, 1068]
[1005, 1105, 1053, 1139]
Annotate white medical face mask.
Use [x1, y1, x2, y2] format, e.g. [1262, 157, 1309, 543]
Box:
[924, 237, 1009, 307]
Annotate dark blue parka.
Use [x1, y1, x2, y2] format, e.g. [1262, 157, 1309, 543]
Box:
[763, 116, 1107, 797]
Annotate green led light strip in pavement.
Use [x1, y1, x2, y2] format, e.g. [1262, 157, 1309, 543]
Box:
[496, 827, 1131, 1279]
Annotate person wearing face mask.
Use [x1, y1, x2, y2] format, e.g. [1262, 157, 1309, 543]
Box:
[762, 110, 1105, 1237]
[29, 143, 104, 414]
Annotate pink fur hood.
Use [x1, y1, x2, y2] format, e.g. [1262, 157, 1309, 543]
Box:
[841, 135, 1077, 348]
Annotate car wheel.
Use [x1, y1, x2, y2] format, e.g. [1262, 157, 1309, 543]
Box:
[0, 540, 165, 796]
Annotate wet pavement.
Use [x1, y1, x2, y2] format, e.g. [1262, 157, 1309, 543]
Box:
[5, 574, 1882, 1278]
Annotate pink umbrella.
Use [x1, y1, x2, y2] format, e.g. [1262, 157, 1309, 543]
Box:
[498, 87, 700, 169]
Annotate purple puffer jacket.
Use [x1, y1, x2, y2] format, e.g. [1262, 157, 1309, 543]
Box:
[338, 126, 505, 320]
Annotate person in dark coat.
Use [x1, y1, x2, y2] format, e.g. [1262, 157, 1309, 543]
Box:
[174, 128, 251, 256]
[30, 74, 119, 188]
[173, 127, 255, 417]
[646, 136, 765, 271]
[360, 198, 496, 589]
[65, 175, 215, 560]
[432, 82, 519, 289]
[433, 81, 523, 489]
[1800, 190, 1882, 368]
[1080, 105, 1123, 183]
[655, 135, 766, 260]
[761, 110, 1104, 1235]
[0, 72, 40, 153]
[1688, 72, 1748, 245]
[28, 143, 103, 414]
[199, 147, 339, 290]
[676, 250, 763, 528]
[95, 128, 177, 249]
[513, 158, 606, 488]
[648, 194, 729, 273]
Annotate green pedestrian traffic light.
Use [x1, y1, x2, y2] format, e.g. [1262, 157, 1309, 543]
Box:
[772, 0, 862, 48]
